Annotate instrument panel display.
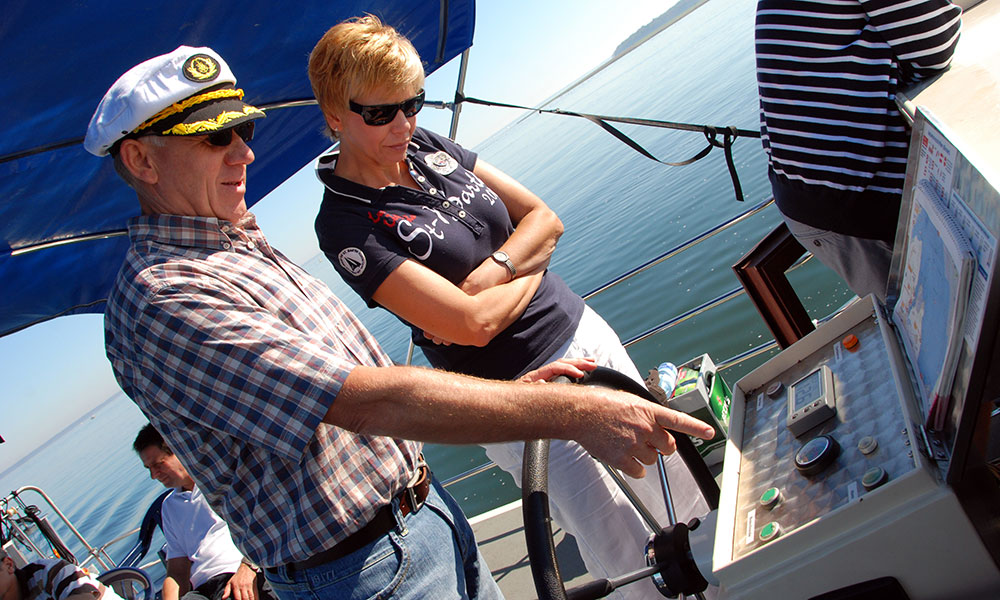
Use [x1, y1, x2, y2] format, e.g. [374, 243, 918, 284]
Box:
[787, 365, 836, 436]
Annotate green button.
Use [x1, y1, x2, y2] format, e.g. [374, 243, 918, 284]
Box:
[862, 466, 888, 490]
[759, 521, 781, 543]
[759, 487, 780, 509]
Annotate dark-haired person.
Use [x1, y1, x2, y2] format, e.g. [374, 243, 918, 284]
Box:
[87, 45, 715, 600]
[132, 425, 271, 600]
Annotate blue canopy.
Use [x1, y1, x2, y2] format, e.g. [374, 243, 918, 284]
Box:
[0, 0, 475, 337]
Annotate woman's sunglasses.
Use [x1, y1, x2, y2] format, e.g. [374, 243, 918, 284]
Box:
[206, 121, 256, 147]
[348, 90, 426, 126]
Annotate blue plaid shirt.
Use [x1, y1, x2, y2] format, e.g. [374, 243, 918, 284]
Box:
[105, 213, 422, 567]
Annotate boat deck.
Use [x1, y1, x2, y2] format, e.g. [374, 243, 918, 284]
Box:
[470, 500, 593, 598]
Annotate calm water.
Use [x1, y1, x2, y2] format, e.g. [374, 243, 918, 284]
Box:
[0, 0, 850, 570]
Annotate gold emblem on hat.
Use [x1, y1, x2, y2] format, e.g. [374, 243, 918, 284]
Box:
[183, 54, 220, 82]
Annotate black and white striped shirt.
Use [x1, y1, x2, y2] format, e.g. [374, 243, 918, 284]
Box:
[19, 559, 100, 600]
[756, 0, 962, 199]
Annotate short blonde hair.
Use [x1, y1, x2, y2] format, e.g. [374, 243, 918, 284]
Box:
[309, 15, 425, 131]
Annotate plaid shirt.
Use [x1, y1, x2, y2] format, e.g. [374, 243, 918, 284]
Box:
[105, 213, 422, 567]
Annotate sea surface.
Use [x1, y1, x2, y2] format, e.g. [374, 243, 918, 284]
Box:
[0, 0, 850, 576]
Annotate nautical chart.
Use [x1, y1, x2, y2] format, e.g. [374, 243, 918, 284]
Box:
[893, 180, 974, 422]
[892, 113, 984, 429]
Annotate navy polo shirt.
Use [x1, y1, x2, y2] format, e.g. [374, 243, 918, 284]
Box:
[315, 127, 584, 380]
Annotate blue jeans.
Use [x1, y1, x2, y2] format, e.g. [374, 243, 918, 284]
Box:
[263, 478, 503, 600]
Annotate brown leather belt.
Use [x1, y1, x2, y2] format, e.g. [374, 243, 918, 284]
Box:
[267, 465, 430, 576]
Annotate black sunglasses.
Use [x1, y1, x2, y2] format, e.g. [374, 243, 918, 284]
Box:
[206, 121, 256, 147]
[348, 90, 425, 126]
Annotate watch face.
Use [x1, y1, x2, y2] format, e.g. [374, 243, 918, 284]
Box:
[492, 251, 515, 278]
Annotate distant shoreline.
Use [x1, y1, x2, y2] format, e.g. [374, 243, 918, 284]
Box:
[479, 0, 710, 148]
[612, 0, 707, 58]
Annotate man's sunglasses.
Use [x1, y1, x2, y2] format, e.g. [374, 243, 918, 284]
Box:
[206, 121, 256, 147]
[348, 90, 425, 126]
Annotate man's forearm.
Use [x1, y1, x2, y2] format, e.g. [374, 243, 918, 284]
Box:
[163, 558, 192, 600]
[330, 365, 595, 442]
[327, 364, 715, 477]
[162, 576, 184, 600]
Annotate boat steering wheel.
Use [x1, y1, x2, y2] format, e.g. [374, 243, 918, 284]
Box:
[521, 366, 720, 600]
[97, 566, 153, 600]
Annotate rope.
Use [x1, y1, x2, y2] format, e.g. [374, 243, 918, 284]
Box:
[457, 93, 761, 202]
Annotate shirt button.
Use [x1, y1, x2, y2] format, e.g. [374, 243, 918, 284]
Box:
[417, 176, 426, 182]
[442, 201, 450, 208]
[221, 225, 230, 232]
[222, 242, 231, 250]
[429, 187, 438, 195]
[458, 210, 466, 218]
[247, 242, 255, 250]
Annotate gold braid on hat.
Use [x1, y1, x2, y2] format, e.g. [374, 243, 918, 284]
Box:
[132, 88, 253, 134]
[162, 106, 265, 135]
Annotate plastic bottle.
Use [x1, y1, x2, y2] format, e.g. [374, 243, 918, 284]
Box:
[657, 362, 678, 398]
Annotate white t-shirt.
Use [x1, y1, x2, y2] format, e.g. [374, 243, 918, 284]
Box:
[161, 486, 244, 588]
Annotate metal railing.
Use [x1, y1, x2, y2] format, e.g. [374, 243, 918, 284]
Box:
[1, 487, 117, 571]
[0, 487, 166, 575]
[582, 198, 773, 300]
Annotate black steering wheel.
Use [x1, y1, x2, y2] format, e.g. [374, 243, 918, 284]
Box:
[98, 566, 154, 600]
[521, 366, 720, 600]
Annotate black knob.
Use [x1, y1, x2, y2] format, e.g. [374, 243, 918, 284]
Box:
[795, 434, 840, 476]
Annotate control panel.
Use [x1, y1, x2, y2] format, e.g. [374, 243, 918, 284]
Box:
[710, 297, 999, 598]
[729, 302, 918, 560]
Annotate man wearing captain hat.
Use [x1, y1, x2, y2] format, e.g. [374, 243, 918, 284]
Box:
[88, 46, 714, 599]
[86, 48, 264, 157]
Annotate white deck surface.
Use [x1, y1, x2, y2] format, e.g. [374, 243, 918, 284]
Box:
[471, 500, 593, 598]
[898, 0, 1000, 178]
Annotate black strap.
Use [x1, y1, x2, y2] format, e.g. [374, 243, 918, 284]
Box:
[704, 125, 745, 203]
[568, 111, 713, 167]
[457, 94, 760, 202]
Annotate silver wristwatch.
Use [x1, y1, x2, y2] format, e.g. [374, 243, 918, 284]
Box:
[491, 250, 516, 280]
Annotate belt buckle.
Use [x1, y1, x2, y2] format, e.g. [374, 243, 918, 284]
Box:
[405, 466, 427, 514]
[405, 485, 423, 514]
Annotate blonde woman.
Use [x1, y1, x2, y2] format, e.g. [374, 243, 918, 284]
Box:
[309, 16, 711, 599]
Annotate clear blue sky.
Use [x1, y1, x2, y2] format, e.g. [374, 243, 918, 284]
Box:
[0, 0, 680, 472]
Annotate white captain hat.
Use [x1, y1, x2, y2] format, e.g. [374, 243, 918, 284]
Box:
[85, 45, 265, 157]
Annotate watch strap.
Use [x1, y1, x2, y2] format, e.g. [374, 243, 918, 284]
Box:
[491, 251, 516, 280]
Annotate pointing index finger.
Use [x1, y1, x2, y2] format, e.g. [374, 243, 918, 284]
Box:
[656, 406, 715, 440]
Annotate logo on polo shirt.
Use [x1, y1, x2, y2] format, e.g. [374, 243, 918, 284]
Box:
[338, 247, 366, 277]
[424, 151, 458, 175]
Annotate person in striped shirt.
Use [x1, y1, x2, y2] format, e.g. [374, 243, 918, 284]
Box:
[0, 556, 122, 600]
[756, 0, 962, 301]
